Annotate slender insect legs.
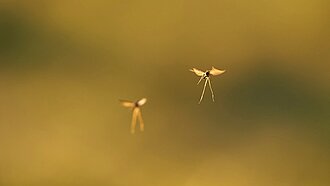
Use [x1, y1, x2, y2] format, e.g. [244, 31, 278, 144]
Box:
[190, 67, 225, 103]
[120, 98, 147, 134]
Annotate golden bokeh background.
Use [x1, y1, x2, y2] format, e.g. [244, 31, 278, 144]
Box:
[0, 1, 329, 185]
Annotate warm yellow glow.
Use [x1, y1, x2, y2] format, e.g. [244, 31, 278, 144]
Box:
[0, 1, 329, 185]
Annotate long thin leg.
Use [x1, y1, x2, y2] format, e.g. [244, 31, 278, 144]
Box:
[137, 109, 144, 132]
[131, 108, 138, 134]
[207, 78, 215, 102]
[199, 79, 208, 104]
[197, 76, 204, 85]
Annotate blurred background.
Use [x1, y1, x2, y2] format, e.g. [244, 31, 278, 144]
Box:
[0, 1, 329, 185]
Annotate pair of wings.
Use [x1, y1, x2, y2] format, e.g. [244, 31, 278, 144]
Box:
[190, 67, 226, 76]
[120, 98, 147, 108]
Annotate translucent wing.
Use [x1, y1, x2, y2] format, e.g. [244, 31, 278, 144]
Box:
[209, 67, 225, 76]
[190, 68, 205, 77]
[119, 100, 135, 108]
[137, 98, 147, 107]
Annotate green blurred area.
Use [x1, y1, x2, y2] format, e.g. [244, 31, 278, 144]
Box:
[0, 1, 329, 186]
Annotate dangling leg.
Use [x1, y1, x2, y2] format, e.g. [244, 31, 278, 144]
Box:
[207, 78, 215, 102]
[197, 76, 204, 85]
[199, 79, 208, 104]
[137, 109, 144, 132]
[131, 108, 138, 134]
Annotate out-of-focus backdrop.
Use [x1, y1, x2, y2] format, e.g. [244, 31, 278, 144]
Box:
[0, 1, 329, 186]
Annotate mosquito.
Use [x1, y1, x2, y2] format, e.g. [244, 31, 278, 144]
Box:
[120, 98, 147, 134]
[190, 67, 225, 104]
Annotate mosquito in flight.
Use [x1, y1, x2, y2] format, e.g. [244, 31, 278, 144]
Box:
[120, 98, 147, 134]
[190, 67, 225, 104]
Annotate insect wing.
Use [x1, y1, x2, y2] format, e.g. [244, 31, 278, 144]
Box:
[190, 68, 205, 77]
[137, 98, 147, 107]
[119, 100, 135, 108]
[210, 67, 225, 76]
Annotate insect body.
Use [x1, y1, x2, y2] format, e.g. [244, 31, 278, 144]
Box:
[190, 67, 225, 104]
[120, 98, 147, 134]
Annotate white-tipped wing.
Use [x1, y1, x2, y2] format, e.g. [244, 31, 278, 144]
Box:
[119, 100, 135, 108]
[137, 98, 147, 107]
[209, 67, 225, 76]
[190, 68, 205, 77]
